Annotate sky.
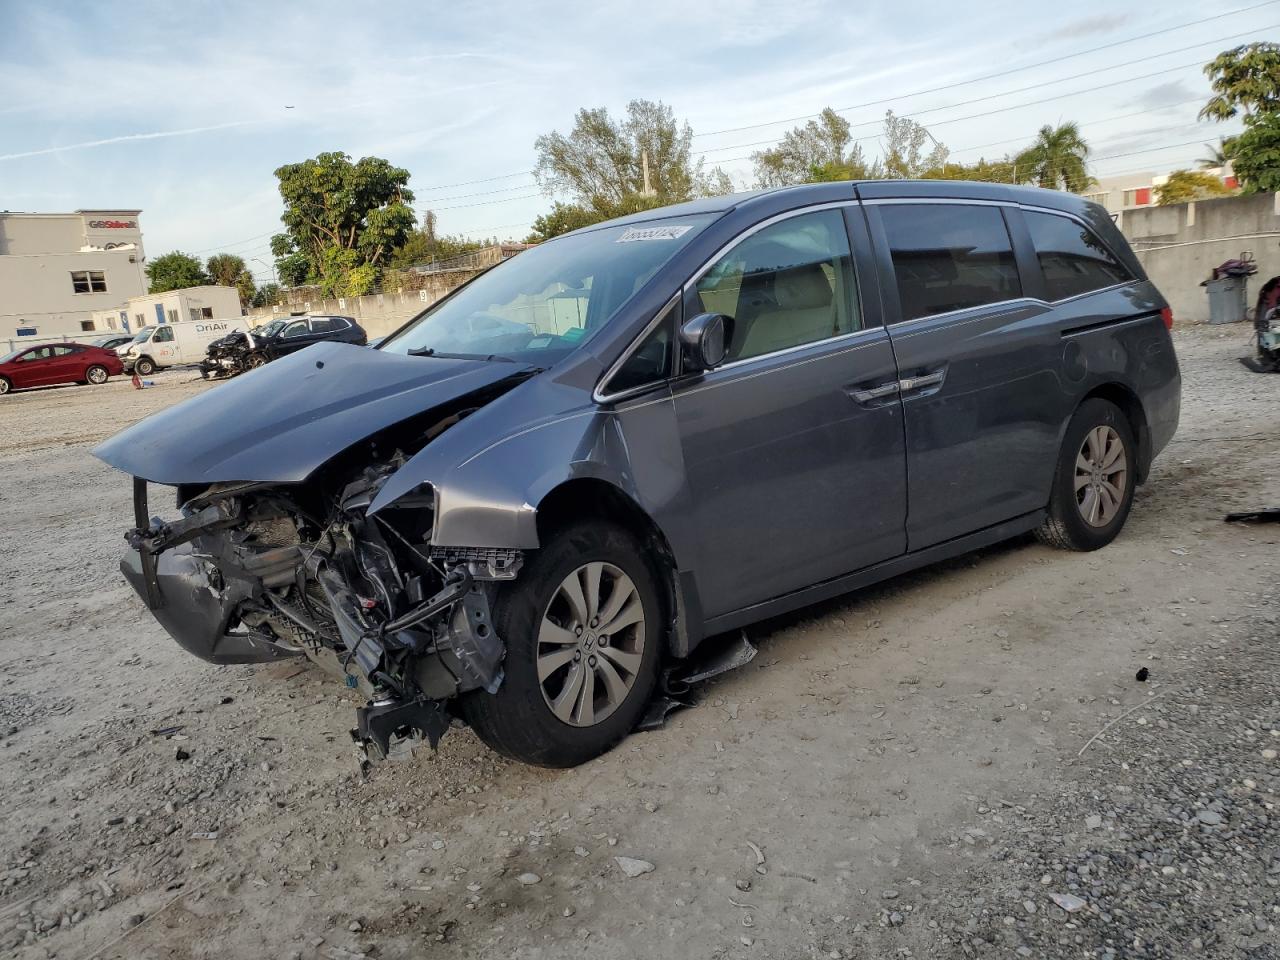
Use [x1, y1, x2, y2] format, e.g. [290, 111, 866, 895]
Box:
[0, 0, 1271, 283]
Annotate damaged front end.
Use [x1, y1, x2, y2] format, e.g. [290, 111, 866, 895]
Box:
[124, 464, 519, 762]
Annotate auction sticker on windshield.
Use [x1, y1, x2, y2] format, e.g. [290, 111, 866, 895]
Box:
[616, 225, 694, 242]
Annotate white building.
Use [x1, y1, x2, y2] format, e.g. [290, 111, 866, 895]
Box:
[1084, 167, 1238, 215]
[93, 286, 244, 333]
[0, 209, 148, 340]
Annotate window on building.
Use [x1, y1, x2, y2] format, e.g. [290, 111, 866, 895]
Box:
[134, 314, 146, 328]
[879, 204, 1021, 322]
[1084, 193, 1108, 206]
[166, 309, 178, 324]
[694, 208, 860, 361]
[1122, 188, 1152, 207]
[16, 327, 37, 337]
[70, 270, 107, 294]
[80, 320, 95, 332]
[1024, 211, 1133, 301]
[200, 307, 214, 319]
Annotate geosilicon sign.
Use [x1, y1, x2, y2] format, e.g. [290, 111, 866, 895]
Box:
[87, 219, 137, 229]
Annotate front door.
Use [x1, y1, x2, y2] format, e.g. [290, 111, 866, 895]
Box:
[14, 346, 57, 387]
[150, 325, 179, 365]
[275, 318, 319, 356]
[865, 201, 1062, 550]
[671, 206, 907, 620]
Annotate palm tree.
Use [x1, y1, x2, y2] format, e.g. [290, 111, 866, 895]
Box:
[1197, 136, 1237, 170]
[1014, 123, 1092, 192]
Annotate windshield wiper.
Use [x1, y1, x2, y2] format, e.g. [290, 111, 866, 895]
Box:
[407, 347, 516, 362]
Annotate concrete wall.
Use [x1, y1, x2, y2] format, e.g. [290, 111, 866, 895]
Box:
[246, 268, 482, 338]
[1119, 192, 1280, 324]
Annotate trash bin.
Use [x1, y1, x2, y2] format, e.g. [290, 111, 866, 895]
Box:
[1205, 276, 1249, 324]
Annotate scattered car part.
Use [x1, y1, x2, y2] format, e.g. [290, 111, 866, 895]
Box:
[1224, 508, 1280, 524]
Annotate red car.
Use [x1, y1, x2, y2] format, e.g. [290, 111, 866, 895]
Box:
[0, 342, 124, 395]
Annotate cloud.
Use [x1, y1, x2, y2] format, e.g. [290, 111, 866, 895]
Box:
[0, 121, 262, 162]
[1038, 13, 1129, 42]
[1133, 81, 1199, 112]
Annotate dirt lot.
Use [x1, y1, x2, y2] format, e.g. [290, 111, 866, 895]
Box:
[1, 325, 1277, 960]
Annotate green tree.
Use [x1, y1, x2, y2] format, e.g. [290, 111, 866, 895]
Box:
[1199, 42, 1280, 121]
[920, 157, 1018, 183]
[525, 201, 603, 241]
[390, 210, 486, 268]
[145, 251, 209, 293]
[881, 110, 950, 179]
[1198, 136, 1238, 169]
[206, 253, 256, 306]
[1155, 169, 1233, 205]
[270, 151, 416, 292]
[752, 108, 873, 187]
[1013, 122, 1092, 191]
[534, 99, 731, 216]
[252, 282, 283, 308]
[1230, 112, 1280, 193]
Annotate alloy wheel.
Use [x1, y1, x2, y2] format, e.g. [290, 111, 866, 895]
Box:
[87, 366, 108, 384]
[1074, 424, 1128, 527]
[537, 562, 646, 727]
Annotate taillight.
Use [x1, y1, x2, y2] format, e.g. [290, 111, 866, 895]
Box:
[1160, 306, 1174, 330]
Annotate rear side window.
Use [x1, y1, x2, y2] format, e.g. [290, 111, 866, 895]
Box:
[1023, 210, 1133, 301]
[880, 204, 1021, 322]
[310, 318, 335, 332]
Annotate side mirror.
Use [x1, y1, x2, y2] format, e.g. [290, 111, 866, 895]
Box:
[679, 312, 728, 372]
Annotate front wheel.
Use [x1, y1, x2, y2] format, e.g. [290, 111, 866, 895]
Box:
[461, 522, 663, 767]
[133, 357, 155, 376]
[0, 376, 10, 396]
[85, 365, 109, 385]
[1036, 398, 1136, 551]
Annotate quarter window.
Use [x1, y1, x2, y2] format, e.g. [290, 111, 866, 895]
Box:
[1023, 210, 1133, 301]
[70, 270, 107, 294]
[607, 310, 673, 394]
[880, 204, 1021, 322]
[695, 209, 860, 362]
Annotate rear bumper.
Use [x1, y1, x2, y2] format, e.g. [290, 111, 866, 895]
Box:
[121, 545, 302, 664]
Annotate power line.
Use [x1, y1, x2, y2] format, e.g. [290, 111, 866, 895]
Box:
[690, 1, 1278, 140]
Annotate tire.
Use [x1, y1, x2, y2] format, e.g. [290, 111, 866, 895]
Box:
[0, 376, 9, 396]
[134, 356, 155, 376]
[1036, 398, 1137, 551]
[460, 521, 664, 767]
[245, 353, 266, 370]
[85, 365, 109, 385]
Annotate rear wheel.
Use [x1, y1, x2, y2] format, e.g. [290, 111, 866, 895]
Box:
[461, 521, 663, 767]
[1036, 398, 1136, 551]
[134, 357, 155, 376]
[86, 365, 109, 385]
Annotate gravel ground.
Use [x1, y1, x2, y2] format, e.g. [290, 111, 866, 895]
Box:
[0, 325, 1276, 960]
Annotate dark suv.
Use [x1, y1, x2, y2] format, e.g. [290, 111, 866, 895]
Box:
[201, 314, 367, 377]
[96, 181, 1180, 768]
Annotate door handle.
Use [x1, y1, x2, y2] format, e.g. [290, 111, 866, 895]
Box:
[847, 381, 900, 403]
[898, 370, 945, 393]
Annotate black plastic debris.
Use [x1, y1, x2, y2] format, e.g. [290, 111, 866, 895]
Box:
[174, 747, 191, 761]
[1224, 508, 1280, 524]
[637, 631, 758, 732]
[1135, 667, 1149, 682]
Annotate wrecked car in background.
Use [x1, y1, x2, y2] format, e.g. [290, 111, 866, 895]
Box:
[95, 181, 1180, 768]
[200, 314, 367, 378]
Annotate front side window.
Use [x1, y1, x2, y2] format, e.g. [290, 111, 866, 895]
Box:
[880, 204, 1021, 322]
[281, 319, 311, 338]
[71, 270, 107, 294]
[1024, 210, 1132, 301]
[22, 347, 54, 362]
[695, 209, 860, 362]
[152, 326, 174, 343]
[382, 214, 714, 365]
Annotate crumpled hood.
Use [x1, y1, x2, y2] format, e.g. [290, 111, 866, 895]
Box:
[93, 342, 535, 485]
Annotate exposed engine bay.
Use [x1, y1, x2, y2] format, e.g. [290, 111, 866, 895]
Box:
[199, 329, 260, 379]
[119, 398, 523, 765]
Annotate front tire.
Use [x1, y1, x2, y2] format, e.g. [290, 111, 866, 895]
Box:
[461, 521, 663, 767]
[134, 357, 155, 376]
[0, 376, 10, 396]
[1036, 398, 1136, 551]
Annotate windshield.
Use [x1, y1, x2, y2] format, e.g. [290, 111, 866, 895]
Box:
[253, 319, 285, 337]
[382, 214, 714, 363]
[129, 329, 152, 343]
[0, 349, 23, 363]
